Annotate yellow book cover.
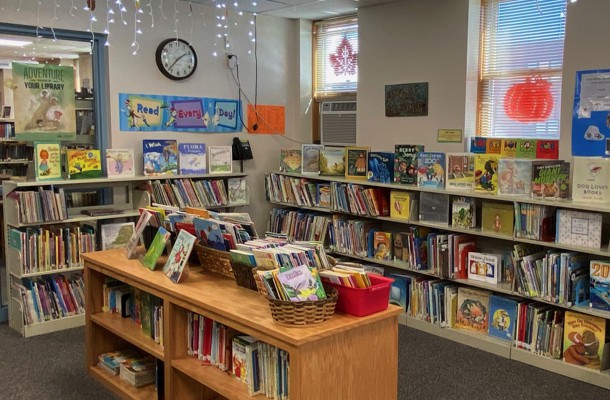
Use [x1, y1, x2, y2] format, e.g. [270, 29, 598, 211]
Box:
[183, 207, 210, 218]
[455, 287, 491, 333]
[563, 311, 610, 371]
[34, 141, 61, 181]
[446, 153, 475, 190]
[67, 149, 102, 179]
[481, 201, 514, 236]
[501, 139, 518, 157]
[390, 190, 411, 221]
[373, 231, 392, 261]
[474, 154, 500, 194]
[486, 138, 502, 154]
[345, 146, 369, 180]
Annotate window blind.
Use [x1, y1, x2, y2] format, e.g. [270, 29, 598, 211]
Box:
[478, 0, 566, 138]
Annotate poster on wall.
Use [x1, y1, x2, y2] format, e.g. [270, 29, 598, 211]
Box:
[385, 82, 428, 117]
[12, 63, 76, 141]
[247, 104, 285, 134]
[572, 69, 610, 157]
[119, 93, 241, 133]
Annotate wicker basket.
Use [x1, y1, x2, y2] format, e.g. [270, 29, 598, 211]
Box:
[267, 286, 338, 326]
[194, 243, 233, 279]
[231, 260, 258, 291]
[252, 266, 276, 297]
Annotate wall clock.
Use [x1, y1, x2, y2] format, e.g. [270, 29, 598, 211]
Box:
[155, 38, 198, 81]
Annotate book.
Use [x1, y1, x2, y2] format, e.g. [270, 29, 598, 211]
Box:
[531, 160, 570, 199]
[394, 144, 423, 185]
[317, 183, 331, 208]
[590, 260, 610, 311]
[34, 141, 61, 181]
[563, 311, 610, 371]
[193, 217, 227, 251]
[163, 229, 196, 283]
[387, 273, 410, 309]
[474, 154, 500, 193]
[500, 139, 518, 158]
[372, 231, 392, 261]
[227, 177, 248, 205]
[345, 146, 369, 179]
[140, 227, 171, 270]
[455, 287, 490, 333]
[469, 137, 487, 154]
[419, 192, 450, 224]
[467, 252, 501, 284]
[367, 151, 394, 183]
[446, 153, 475, 190]
[488, 295, 518, 341]
[393, 233, 411, 264]
[451, 197, 476, 228]
[486, 138, 502, 154]
[178, 143, 207, 175]
[301, 144, 324, 175]
[516, 139, 536, 158]
[276, 265, 326, 301]
[106, 149, 135, 178]
[67, 149, 102, 179]
[572, 157, 610, 204]
[390, 190, 412, 221]
[232, 335, 257, 383]
[125, 210, 153, 259]
[279, 148, 302, 173]
[319, 147, 345, 176]
[143, 139, 178, 176]
[497, 158, 532, 196]
[536, 139, 559, 159]
[417, 152, 445, 188]
[101, 222, 136, 251]
[481, 201, 514, 236]
[208, 145, 233, 174]
[556, 209, 602, 249]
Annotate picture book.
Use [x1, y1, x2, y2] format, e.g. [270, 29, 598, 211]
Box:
[500, 139, 518, 158]
[451, 197, 476, 228]
[317, 183, 331, 208]
[232, 335, 257, 383]
[467, 252, 501, 284]
[227, 177, 248, 205]
[276, 265, 326, 301]
[106, 149, 135, 178]
[101, 222, 135, 250]
[516, 139, 536, 158]
[536, 139, 559, 159]
[208, 145, 233, 174]
[563, 311, 610, 371]
[485, 138, 502, 154]
[140, 227, 171, 270]
[455, 287, 490, 333]
[372, 231, 392, 261]
[481, 201, 514, 236]
[572, 157, 610, 204]
[488, 295, 518, 341]
[279, 148, 302, 173]
[34, 141, 61, 181]
[497, 158, 532, 196]
[301, 144, 324, 175]
[390, 190, 412, 221]
[67, 149, 102, 179]
[125, 210, 153, 259]
[345, 146, 369, 179]
[556, 209, 602, 249]
[474, 154, 500, 193]
[162, 229, 197, 283]
[416, 151, 445, 188]
[178, 143, 207, 175]
[143, 139, 178, 176]
[446, 153, 475, 190]
[590, 260, 610, 311]
[367, 151, 394, 183]
[393, 232, 411, 264]
[319, 147, 345, 176]
[193, 217, 227, 251]
[394, 144, 423, 185]
[531, 160, 570, 199]
[387, 273, 410, 310]
[419, 192, 450, 224]
[469, 137, 487, 154]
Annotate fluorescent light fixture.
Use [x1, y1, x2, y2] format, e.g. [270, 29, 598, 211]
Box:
[0, 39, 33, 47]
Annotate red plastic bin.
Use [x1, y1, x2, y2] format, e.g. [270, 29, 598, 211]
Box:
[325, 274, 394, 317]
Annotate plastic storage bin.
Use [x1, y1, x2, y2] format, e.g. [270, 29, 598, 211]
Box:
[325, 274, 394, 317]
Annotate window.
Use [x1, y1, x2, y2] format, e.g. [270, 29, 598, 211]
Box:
[478, 0, 566, 138]
[313, 16, 358, 98]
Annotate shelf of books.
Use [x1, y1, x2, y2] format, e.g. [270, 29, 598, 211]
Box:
[266, 144, 610, 390]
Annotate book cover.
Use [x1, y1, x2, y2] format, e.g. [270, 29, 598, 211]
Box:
[279, 148, 302, 173]
[345, 146, 369, 179]
[536, 139, 559, 159]
[488, 295, 518, 341]
[500, 139, 518, 158]
[208, 145, 233, 174]
[125, 211, 153, 259]
[317, 183, 331, 208]
[590, 260, 610, 311]
[419, 192, 450, 224]
[162, 229, 196, 283]
[178, 143, 207, 175]
[101, 222, 135, 250]
[67, 149, 102, 179]
[227, 177, 248, 205]
[474, 154, 500, 193]
[563, 311, 609, 370]
[301, 144, 324, 175]
[451, 197, 476, 228]
[276, 265, 326, 301]
[193, 217, 227, 251]
[481, 201, 514, 236]
[140, 227, 171, 270]
[486, 138, 502, 154]
[455, 287, 490, 333]
[446, 153, 475, 190]
[143, 139, 178, 176]
[394, 144, 423, 185]
[106, 149, 135, 178]
[372, 231, 392, 261]
[319, 147, 345, 176]
[516, 139, 536, 158]
[469, 137, 487, 154]
[34, 141, 61, 181]
[572, 157, 610, 204]
[417, 152, 445, 188]
[393, 233, 411, 264]
[390, 190, 412, 221]
[531, 160, 570, 199]
[556, 209, 602, 249]
[497, 158, 532, 196]
[387, 273, 410, 309]
[467, 252, 501, 284]
[367, 151, 394, 183]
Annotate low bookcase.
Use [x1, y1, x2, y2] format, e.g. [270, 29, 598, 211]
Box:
[84, 250, 401, 400]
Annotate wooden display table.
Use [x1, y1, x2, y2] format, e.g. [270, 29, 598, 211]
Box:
[84, 249, 401, 400]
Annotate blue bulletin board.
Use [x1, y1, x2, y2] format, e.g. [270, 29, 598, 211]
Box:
[572, 69, 610, 157]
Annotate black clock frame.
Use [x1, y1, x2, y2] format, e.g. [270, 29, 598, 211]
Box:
[155, 38, 198, 81]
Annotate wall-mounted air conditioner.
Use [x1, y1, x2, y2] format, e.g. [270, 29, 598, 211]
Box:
[320, 101, 357, 146]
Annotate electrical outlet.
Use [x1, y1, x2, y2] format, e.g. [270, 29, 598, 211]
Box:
[227, 54, 237, 70]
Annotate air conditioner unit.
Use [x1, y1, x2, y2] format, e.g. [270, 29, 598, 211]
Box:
[320, 101, 357, 146]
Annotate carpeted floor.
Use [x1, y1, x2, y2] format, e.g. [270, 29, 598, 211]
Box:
[0, 323, 607, 399]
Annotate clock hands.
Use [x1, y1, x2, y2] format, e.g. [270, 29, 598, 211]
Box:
[168, 52, 189, 71]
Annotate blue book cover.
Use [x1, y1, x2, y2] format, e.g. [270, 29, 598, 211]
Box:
[469, 137, 487, 153]
[193, 217, 227, 251]
[143, 139, 178, 176]
[367, 151, 394, 183]
[178, 143, 207, 175]
[488, 294, 518, 341]
[590, 260, 610, 311]
[417, 152, 445, 188]
[387, 273, 410, 310]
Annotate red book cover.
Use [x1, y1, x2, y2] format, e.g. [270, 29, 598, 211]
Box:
[203, 316, 213, 364]
[535, 140, 559, 159]
[55, 276, 75, 315]
[452, 235, 475, 279]
[192, 314, 199, 358]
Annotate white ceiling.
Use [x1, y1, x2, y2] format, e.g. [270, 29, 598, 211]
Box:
[0, 34, 91, 66]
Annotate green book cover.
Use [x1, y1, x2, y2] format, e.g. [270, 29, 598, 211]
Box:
[140, 227, 171, 270]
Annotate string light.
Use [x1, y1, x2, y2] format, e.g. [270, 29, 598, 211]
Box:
[69, 0, 77, 16]
[104, 0, 115, 46]
[116, 0, 127, 25]
[148, 0, 154, 28]
[133, 0, 143, 55]
[159, 0, 167, 20]
[85, 1, 96, 52]
[173, 0, 179, 41]
[189, 1, 194, 45]
[49, 0, 59, 42]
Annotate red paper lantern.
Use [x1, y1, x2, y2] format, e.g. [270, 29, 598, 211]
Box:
[504, 76, 554, 123]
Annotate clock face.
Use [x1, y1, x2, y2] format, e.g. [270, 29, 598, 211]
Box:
[155, 38, 198, 80]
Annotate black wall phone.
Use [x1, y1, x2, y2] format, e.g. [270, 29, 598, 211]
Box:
[232, 137, 253, 160]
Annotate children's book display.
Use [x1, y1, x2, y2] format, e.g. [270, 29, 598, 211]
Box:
[446, 153, 474, 190]
[474, 154, 500, 193]
[394, 144, 423, 185]
[417, 152, 445, 188]
[481, 201, 514, 236]
[367, 151, 394, 183]
[279, 148, 302, 173]
[451, 197, 475, 229]
[106, 149, 135, 178]
[455, 287, 490, 333]
[467, 252, 501, 284]
[208, 145, 233, 174]
[34, 141, 61, 181]
[101, 222, 136, 250]
[345, 146, 369, 180]
[143, 139, 178, 176]
[590, 260, 610, 312]
[488, 295, 518, 341]
[319, 147, 345, 176]
[125, 210, 153, 259]
[563, 311, 610, 371]
[162, 229, 196, 283]
[140, 227, 171, 270]
[531, 160, 570, 199]
[67, 149, 102, 179]
[572, 157, 610, 204]
[178, 143, 207, 175]
[301, 144, 324, 175]
[497, 158, 532, 196]
[227, 177, 248, 205]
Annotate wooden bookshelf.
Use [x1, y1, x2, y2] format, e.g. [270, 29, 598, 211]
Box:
[84, 250, 401, 400]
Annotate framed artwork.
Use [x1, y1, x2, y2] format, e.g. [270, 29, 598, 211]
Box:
[385, 82, 428, 117]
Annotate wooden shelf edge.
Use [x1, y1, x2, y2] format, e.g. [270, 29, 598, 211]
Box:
[89, 365, 157, 400]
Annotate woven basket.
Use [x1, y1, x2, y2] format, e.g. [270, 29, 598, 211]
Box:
[267, 286, 338, 326]
[194, 243, 233, 279]
[231, 260, 258, 291]
[252, 266, 277, 297]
